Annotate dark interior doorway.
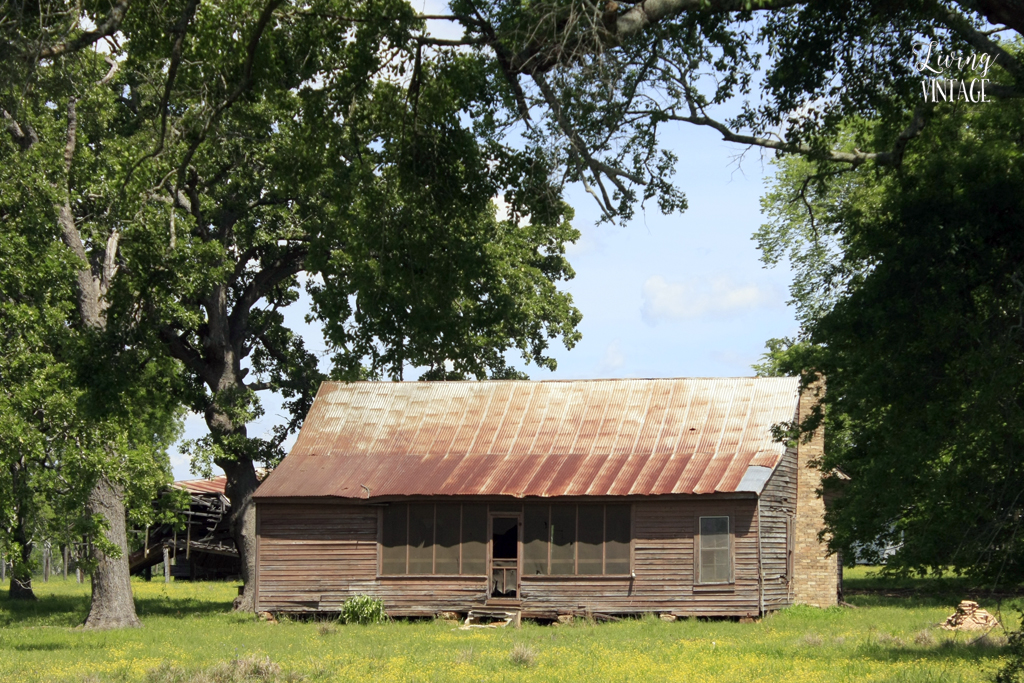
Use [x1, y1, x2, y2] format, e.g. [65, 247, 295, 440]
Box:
[492, 518, 518, 558]
[490, 516, 519, 599]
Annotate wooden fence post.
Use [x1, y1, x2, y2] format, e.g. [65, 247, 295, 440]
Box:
[163, 545, 170, 583]
[1, 552, 5, 582]
[62, 545, 68, 581]
[43, 541, 50, 582]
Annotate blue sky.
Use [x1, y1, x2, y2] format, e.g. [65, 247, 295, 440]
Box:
[169, 119, 799, 481]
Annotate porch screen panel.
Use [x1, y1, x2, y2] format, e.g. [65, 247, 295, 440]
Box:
[381, 504, 408, 575]
[549, 505, 576, 574]
[604, 506, 631, 574]
[576, 505, 603, 575]
[523, 505, 549, 575]
[434, 504, 461, 574]
[408, 504, 434, 574]
[461, 504, 487, 575]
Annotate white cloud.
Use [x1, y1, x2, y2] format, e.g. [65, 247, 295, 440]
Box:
[641, 275, 778, 324]
[598, 340, 626, 374]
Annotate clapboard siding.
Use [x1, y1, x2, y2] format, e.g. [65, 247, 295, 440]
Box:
[758, 448, 797, 610]
[256, 497, 762, 616]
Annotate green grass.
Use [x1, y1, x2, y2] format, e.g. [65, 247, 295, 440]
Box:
[0, 572, 1018, 682]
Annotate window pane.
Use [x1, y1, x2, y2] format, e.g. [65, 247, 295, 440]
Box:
[700, 517, 730, 549]
[605, 505, 631, 574]
[702, 548, 731, 583]
[524, 505, 549, 576]
[577, 505, 603, 575]
[381, 504, 407, 575]
[408, 504, 434, 574]
[461, 504, 487, 575]
[550, 505, 576, 574]
[700, 516, 730, 583]
[435, 504, 461, 574]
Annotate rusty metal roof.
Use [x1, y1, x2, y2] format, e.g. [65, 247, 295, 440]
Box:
[254, 377, 801, 500]
[173, 476, 227, 495]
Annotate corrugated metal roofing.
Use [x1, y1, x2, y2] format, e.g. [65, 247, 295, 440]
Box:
[173, 476, 227, 495]
[254, 377, 800, 500]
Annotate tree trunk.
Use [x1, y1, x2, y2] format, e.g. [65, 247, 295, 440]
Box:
[220, 457, 260, 612]
[8, 521, 35, 600]
[83, 476, 141, 629]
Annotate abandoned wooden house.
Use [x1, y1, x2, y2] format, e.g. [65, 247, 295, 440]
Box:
[252, 377, 838, 619]
[130, 475, 241, 580]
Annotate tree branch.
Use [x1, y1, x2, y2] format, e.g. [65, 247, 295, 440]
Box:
[533, 72, 642, 216]
[34, 1, 132, 61]
[968, 0, 1024, 39]
[1, 108, 39, 150]
[505, 0, 803, 74]
[416, 36, 487, 46]
[56, 98, 107, 330]
[937, 3, 1024, 84]
[97, 56, 120, 86]
[160, 327, 213, 385]
[227, 247, 308, 346]
[176, 0, 285, 184]
[124, 0, 200, 188]
[655, 103, 930, 168]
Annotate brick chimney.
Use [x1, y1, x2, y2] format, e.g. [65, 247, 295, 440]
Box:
[791, 376, 839, 607]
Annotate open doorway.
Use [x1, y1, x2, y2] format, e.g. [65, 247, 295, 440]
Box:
[489, 515, 520, 600]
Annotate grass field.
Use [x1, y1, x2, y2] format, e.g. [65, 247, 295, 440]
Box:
[0, 567, 1018, 682]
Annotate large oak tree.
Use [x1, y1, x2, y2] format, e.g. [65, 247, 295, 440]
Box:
[7, 0, 1024, 620]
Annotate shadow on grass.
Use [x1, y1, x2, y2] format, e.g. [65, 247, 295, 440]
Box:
[134, 593, 234, 618]
[845, 595, 1011, 610]
[0, 587, 234, 628]
[0, 591, 90, 628]
[846, 571, 1024, 598]
[853, 639, 1007, 666]
[12, 641, 70, 651]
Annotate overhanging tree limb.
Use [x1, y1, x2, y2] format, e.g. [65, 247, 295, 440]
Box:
[32, 0, 131, 61]
[533, 72, 642, 217]
[652, 103, 930, 168]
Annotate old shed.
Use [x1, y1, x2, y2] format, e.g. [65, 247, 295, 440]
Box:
[253, 377, 838, 619]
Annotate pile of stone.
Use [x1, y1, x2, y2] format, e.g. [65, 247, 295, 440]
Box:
[941, 600, 1000, 631]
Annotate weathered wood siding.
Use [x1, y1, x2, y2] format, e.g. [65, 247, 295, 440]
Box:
[758, 448, 797, 610]
[256, 497, 762, 617]
[522, 499, 759, 617]
[256, 503, 488, 613]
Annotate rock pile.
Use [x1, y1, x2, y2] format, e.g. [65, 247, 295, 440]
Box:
[941, 600, 1000, 631]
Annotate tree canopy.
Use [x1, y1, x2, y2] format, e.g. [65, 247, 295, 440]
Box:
[6, 0, 1024, 618]
[756, 92, 1024, 583]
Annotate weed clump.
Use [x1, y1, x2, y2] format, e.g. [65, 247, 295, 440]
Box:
[975, 633, 1008, 649]
[510, 643, 538, 667]
[317, 622, 335, 636]
[913, 629, 937, 646]
[145, 655, 282, 682]
[875, 633, 906, 647]
[341, 595, 387, 625]
[454, 647, 474, 664]
[801, 634, 824, 647]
